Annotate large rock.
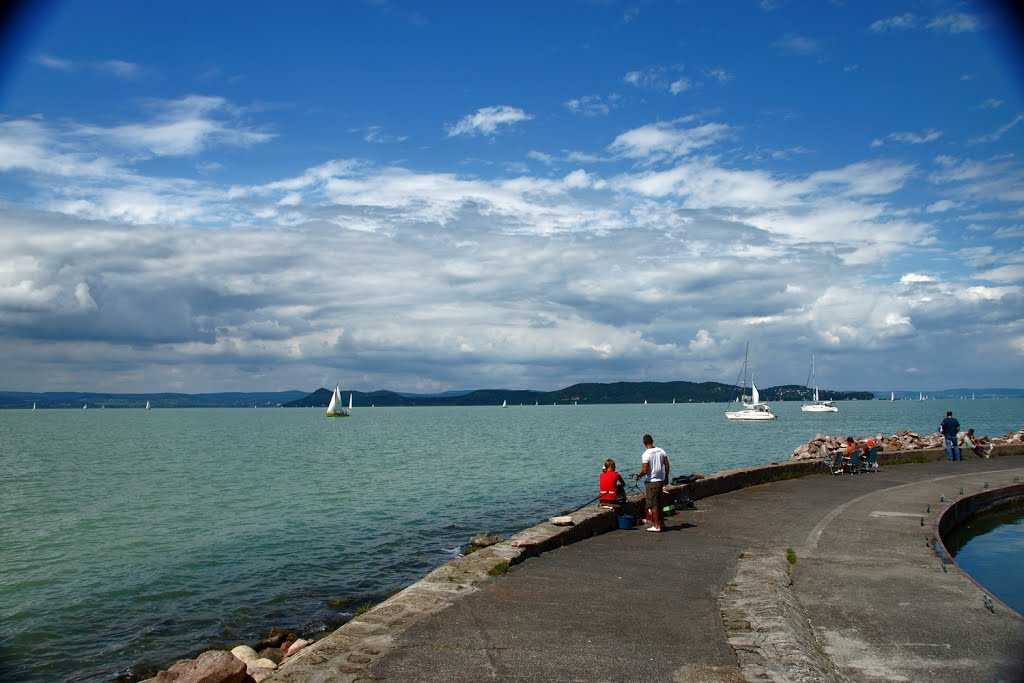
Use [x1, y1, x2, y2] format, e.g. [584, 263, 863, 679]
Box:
[157, 650, 246, 683]
[229, 645, 258, 664]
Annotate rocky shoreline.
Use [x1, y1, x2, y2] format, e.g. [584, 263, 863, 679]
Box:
[789, 427, 1024, 461]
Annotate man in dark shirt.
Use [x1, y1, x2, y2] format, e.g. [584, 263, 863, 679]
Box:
[940, 410, 962, 461]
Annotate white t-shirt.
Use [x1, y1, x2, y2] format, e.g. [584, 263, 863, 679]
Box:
[642, 446, 667, 482]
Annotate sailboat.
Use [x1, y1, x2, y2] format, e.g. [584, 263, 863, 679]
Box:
[890, 392, 895, 402]
[32, 402, 36, 410]
[82, 404, 87, 410]
[801, 355, 838, 413]
[918, 392, 924, 402]
[501, 400, 507, 408]
[725, 344, 776, 420]
[325, 385, 352, 417]
[145, 400, 151, 410]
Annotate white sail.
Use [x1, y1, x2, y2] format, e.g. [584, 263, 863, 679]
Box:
[326, 385, 350, 417]
[750, 381, 760, 405]
[501, 399, 507, 408]
[32, 402, 36, 410]
[145, 400, 151, 410]
[890, 392, 894, 402]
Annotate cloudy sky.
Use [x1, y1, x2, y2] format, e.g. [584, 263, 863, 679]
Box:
[0, 1, 1022, 394]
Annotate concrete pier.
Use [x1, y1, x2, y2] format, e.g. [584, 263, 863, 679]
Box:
[270, 451, 1024, 682]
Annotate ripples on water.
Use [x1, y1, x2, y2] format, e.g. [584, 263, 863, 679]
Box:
[1, 399, 1020, 681]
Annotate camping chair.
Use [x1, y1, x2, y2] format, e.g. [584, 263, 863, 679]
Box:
[829, 447, 846, 475]
[860, 447, 880, 472]
[842, 449, 862, 475]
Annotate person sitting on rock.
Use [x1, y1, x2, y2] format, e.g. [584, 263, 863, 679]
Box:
[960, 428, 992, 459]
[599, 458, 626, 507]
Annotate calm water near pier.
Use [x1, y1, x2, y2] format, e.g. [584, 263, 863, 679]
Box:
[945, 505, 1024, 616]
[1, 399, 1021, 681]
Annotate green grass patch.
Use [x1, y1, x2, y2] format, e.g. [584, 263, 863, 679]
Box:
[488, 561, 510, 576]
[353, 601, 375, 616]
[889, 454, 931, 465]
[786, 548, 798, 565]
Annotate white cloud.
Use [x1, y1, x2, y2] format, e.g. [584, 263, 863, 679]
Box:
[623, 65, 688, 93]
[925, 200, 959, 213]
[774, 34, 820, 55]
[564, 94, 619, 117]
[446, 105, 533, 137]
[869, 13, 918, 33]
[970, 113, 1024, 144]
[608, 120, 730, 161]
[900, 273, 937, 284]
[96, 60, 143, 79]
[927, 13, 981, 33]
[73, 95, 274, 156]
[872, 129, 943, 147]
[689, 329, 716, 353]
[33, 53, 75, 70]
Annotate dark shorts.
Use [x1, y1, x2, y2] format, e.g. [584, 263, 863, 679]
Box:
[645, 481, 664, 510]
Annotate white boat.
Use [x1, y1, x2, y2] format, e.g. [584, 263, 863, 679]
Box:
[145, 400, 151, 410]
[890, 392, 894, 402]
[501, 399, 507, 408]
[326, 385, 352, 417]
[801, 355, 838, 413]
[32, 402, 36, 410]
[918, 392, 924, 401]
[644, 400, 648, 405]
[725, 343, 776, 420]
[725, 380, 776, 420]
[82, 404, 87, 410]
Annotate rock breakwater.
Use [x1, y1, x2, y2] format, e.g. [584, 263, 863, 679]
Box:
[790, 428, 1024, 461]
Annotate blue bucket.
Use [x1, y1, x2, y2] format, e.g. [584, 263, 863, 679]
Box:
[617, 515, 635, 530]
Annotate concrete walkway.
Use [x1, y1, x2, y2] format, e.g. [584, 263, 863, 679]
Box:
[274, 456, 1024, 682]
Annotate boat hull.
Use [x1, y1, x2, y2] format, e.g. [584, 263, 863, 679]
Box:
[801, 404, 838, 413]
[724, 410, 776, 420]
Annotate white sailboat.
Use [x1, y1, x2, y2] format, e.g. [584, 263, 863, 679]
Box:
[725, 344, 776, 420]
[82, 403, 87, 410]
[801, 355, 838, 413]
[32, 402, 36, 410]
[918, 392, 924, 401]
[890, 392, 895, 402]
[326, 385, 352, 417]
[501, 399, 507, 408]
[145, 400, 151, 410]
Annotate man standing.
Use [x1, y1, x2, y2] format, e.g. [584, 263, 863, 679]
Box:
[635, 434, 670, 532]
[941, 410, 962, 461]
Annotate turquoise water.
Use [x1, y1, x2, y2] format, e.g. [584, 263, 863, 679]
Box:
[945, 505, 1024, 616]
[1, 399, 1020, 681]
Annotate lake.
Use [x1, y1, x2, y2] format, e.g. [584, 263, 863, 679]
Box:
[1, 398, 1020, 681]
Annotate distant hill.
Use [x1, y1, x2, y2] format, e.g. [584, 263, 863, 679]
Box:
[7, 383, 1014, 409]
[0, 390, 308, 409]
[282, 381, 875, 408]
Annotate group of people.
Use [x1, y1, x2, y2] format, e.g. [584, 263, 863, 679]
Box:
[940, 410, 993, 460]
[599, 434, 670, 532]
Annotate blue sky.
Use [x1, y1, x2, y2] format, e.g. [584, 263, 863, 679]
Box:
[0, 0, 1022, 394]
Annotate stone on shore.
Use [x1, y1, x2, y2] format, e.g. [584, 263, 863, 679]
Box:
[256, 646, 285, 664]
[229, 645, 258, 664]
[285, 638, 310, 656]
[143, 650, 246, 683]
[469, 533, 504, 548]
